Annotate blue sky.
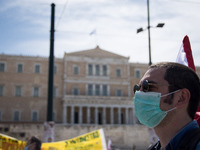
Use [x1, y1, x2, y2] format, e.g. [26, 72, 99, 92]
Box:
[1, 0, 200, 65]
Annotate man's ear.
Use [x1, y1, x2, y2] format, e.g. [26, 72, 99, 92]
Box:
[175, 88, 190, 108]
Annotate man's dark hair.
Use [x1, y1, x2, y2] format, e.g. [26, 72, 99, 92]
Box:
[27, 136, 42, 150]
[150, 62, 200, 119]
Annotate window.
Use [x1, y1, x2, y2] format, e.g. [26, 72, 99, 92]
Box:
[13, 111, 20, 121]
[102, 85, 107, 96]
[32, 111, 38, 121]
[34, 64, 40, 74]
[116, 69, 121, 77]
[116, 89, 122, 96]
[103, 65, 107, 76]
[72, 88, 79, 95]
[15, 86, 22, 96]
[17, 64, 23, 73]
[95, 65, 100, 76]
[135, 70, 141, 79]
[0, 62, 5, 72]
[0, 85, 4, 96]
[33, 87, 40, 97]
[88, 84, 93, 95]
[95, 85, 100, 96]
[54, 65, 57, 74]
[73, 66, 79, 75]
[88, 64, 93, 75]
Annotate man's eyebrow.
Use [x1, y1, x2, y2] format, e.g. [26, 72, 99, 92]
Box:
[147, 80, 157, 84]
[139, 80, 157, 85]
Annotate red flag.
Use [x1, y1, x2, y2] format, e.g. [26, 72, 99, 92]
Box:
[176, 35, 200, 124]
[176, 35, 196, 71]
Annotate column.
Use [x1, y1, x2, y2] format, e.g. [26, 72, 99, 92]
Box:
[79, 106, 82, 124]
[126, 107, 129, 125]
[62, 105, 67, 123]
[71, 106, 74, 124]
[92, 83, 95, 96]
[110, 107, 114, 124]
[87, 107, 90, 124]
[95, 107, 98, 124]
[103, 107, 106, 124]
[118, 107, 121, 124]
[127, 64, 131, 97]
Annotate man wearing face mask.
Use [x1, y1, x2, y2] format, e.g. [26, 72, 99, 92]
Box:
[133, 62, 200, 150]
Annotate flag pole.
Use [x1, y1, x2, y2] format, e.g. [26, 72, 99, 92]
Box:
[44, 3, 55, 143]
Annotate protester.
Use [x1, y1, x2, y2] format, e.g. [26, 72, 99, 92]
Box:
[133, 62, 200, 150]
[24, 136, 42, 150]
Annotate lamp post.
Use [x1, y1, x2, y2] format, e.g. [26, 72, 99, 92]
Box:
[137, 0, 164, 66]
[147, 0, 151, 66]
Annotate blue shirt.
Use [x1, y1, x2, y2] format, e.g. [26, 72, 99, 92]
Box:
[148, 120, 200, 150]
[165, 120, 200, 150]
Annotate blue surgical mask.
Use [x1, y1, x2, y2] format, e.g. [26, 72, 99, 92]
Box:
[134, 90, 179, 128]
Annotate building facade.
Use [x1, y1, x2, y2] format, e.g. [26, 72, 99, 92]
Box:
[0, 54, 64, 122]
[0, 46, 148, 126]
[2, 46, 200, 125]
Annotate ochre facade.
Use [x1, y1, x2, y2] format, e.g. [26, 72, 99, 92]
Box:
[0, 46, 149, 125]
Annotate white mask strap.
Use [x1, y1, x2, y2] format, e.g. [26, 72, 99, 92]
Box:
[166, 107, 176, 113]
[161, 90, 179, 113]
[161, 89, 180, 97]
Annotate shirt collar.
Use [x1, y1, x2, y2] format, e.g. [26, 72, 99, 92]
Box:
[166, 120, 199, 150]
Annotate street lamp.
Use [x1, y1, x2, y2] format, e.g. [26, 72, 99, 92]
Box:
[137, 0, 165, 66]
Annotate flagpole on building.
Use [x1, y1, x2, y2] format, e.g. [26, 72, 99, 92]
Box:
[90, 29, 98, 47]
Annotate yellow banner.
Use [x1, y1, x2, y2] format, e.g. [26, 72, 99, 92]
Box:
[0, 133, 26, 150]
[42, 128, 107, 150]
[0, 128, 107, 150]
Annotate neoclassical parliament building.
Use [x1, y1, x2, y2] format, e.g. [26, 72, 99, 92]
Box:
[0, 46, 149, 125]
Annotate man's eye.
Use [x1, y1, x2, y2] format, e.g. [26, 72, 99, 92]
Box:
[148, 85, 157, 91]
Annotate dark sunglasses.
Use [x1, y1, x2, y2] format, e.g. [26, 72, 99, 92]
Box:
[133, 80, 177, 94]
[133, 80, 154, 93]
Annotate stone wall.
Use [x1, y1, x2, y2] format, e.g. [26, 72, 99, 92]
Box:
[0, 123, 150, 150]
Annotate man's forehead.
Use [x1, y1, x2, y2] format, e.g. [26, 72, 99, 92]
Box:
[147, 67, 166, 75]
[141, 68, 166, 83]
